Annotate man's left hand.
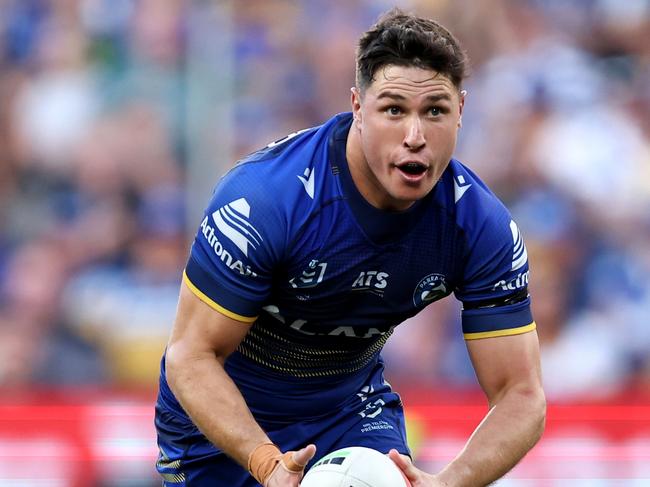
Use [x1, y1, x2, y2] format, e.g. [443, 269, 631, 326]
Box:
[389, 449, 447, 487]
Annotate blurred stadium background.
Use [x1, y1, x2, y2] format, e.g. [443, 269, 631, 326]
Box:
[0, 0, 649, 485]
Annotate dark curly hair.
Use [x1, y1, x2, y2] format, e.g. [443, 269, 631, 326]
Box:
[356, 8, 469, 91]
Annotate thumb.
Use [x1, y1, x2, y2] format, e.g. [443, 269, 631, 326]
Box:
[291, 444, 317, 468]
[388, 449, 418, 481]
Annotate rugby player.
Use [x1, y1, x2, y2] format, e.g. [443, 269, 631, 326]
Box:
[155, 8, 545, 486]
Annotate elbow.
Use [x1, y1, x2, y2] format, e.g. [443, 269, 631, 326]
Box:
[502, 382, 546, 445]
[165, 340, 226, 397]
[528, 386, 547, 444]
[164, 342, 186, 395]
[538, 390, 547, 438]
[165, 341, 204, 395]
[509, 384, 546, 448]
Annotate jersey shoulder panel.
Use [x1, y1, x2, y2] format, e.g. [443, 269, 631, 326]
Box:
[185, 115, 345, 319]
[440, 160, 534, 339]
[437, 160, 511, 235]
[227, 113, 346, 230]
[439, 160, 522, 281]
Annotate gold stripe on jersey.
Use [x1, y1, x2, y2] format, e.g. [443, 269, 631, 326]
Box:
[463, 322, 536, 340]
[157, 457, 181, 469]
[161, 472, 186, 483]
[157, 446, 185, 483]
[183, 270, 257, 323]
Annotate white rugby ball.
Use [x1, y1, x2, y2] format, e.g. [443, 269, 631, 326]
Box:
[300, 446, 411, 487]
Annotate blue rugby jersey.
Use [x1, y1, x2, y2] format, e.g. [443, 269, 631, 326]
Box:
[157, 112, 534, 425]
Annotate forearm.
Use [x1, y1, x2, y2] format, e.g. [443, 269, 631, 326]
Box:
[437, 385, 546, 486]
[165, 344, 268, 468]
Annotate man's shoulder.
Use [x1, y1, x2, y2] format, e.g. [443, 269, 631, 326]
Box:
[203, 114, 349, 241]
[221, 113, 348, 203]
[230, 113, 349, 173]
[438, 159, 511, 229]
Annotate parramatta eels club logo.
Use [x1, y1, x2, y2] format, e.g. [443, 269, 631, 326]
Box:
[413, 273, 449, 307]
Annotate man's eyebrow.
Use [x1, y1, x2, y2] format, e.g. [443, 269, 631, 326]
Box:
[376, 91, 406, 101]
[426, 93, 452, 102]
[376, 91, 452, 102]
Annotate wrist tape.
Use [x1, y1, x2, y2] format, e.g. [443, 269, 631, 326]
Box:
[247, 442, 304, 486]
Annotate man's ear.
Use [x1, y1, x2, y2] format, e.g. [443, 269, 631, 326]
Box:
[458, 89, 467, 128]
[351, 87, 362, 127]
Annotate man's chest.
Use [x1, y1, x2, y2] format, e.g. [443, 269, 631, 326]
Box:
[271, 209, 463, 328]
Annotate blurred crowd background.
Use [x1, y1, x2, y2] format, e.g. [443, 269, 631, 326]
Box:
[0, 0, 649, 403]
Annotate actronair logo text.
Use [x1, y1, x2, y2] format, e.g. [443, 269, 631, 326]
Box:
[510, 220, 528, 271]
[200, 215, 258, 278]
[493, 270, 529, 291]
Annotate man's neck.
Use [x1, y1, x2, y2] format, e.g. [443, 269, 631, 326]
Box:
[345, 124, 382, 209]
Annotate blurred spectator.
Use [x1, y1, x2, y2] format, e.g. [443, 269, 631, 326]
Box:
[0, 238, 107, 385]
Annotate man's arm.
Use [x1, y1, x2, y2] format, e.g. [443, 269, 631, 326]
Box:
[439, 329, 545, 485]
[391, 329, 545, 487]
[165, 282, 315, 486]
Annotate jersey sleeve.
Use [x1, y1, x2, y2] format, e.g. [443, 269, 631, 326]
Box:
[184, 165, 286, 322]
[454, 200, 535, 340]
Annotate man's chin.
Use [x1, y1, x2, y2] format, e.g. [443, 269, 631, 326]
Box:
[383, 191, 428, 211]
[395, 185, 433, 203]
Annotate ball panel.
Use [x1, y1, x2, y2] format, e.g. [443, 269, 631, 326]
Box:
[346, 448, 409, 486]
[300, 470, 372, 487]
[301, 446, 409, 487]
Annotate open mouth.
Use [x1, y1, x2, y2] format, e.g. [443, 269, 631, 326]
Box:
[396, 162, 427, 176]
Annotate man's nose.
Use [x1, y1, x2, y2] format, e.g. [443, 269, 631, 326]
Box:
[403, 116, 425, 150]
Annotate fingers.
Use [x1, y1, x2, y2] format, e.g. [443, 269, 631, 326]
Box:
[389, 449, 411, 467]
[389, 448, 418, 481]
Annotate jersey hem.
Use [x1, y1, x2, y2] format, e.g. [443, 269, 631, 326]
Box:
[463, 322, 536, 340]
[183, 271, 257, 323]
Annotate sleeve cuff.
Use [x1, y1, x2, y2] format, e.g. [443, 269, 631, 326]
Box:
[183, 271, 257, 323]
[464, 322, 536, 340]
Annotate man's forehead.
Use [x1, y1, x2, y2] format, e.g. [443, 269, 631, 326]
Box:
[366, 65, 457, 96]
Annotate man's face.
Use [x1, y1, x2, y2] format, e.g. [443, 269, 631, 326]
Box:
[350, 65, 464, 211]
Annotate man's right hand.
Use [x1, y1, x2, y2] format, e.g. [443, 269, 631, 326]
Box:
[249, 443, 317, 487]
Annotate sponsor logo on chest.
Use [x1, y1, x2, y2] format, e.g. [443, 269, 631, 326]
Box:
[262, 304, 389, 338]
[351, 271, 389, 296]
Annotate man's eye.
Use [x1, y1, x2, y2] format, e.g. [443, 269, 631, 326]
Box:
[430, 107, 441, 116]
[386, 106, 401, 116]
